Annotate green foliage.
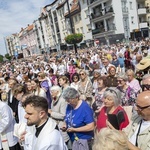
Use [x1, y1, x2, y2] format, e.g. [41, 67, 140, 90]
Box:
[65, 33, 83, 44]
[0, 55, 3, 62]
[5, 53, 11, 60]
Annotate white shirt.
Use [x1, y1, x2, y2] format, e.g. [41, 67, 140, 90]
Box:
[129, 120, 150, 145]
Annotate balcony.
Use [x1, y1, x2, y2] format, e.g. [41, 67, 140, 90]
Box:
[139, 22, 148, 28]
[122, 7, 128, 13]
[54, 17, 58, 22]
[89, 0, 102, 8]
[91, 6, 114, 22]
[92, 28, 106, 35]
[138, 8, 147, 15]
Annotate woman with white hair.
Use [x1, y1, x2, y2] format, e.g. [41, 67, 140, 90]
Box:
[96, 87, 129, 131]
[48, 85, 70, 147]
[117, 73, 137, 106]
[62, 87, 94, 150]
[93, 128, 128, 150]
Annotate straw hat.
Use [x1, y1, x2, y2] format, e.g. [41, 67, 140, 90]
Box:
[136, 58, 150, 70]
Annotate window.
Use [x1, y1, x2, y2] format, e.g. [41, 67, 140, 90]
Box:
[131, 16, 134, 24]
[76, 28, 79, 33]
[80, 27, 84, 33]
[82, 0, 85, 4]
[148, 16, 150, 25]
[84, 10, 89, 18]
[78, 14, 81, 21]
[129, 2, 133, 10]
[87, 24, 91, 32]
[74, 15, 78, 23]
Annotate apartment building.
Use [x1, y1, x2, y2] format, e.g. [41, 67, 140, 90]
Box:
[134, 0, 149, 39]
[19, 24, 37, 57]
[33, 9, 50, 54]
[5, 33, 20, 57]
[88, 0, 141, 45]
[146, 0, 150, 37]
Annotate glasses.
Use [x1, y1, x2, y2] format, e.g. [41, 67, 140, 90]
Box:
[73, 77, 78, 79]
[79, 73, 85, 76]
[141, 84, 150, 91]
[117, 79, 123, 84]
[135, 104, 150, 111]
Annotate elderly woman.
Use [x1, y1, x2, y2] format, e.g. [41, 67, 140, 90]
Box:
[107, 66, 118, 87]
[78, 69, 93, 106]
[62, 87, 94, 150]
[96, 87, 129, 131]
[91, 69, 101, 95]
[126, 69, 141, 93]
[117, 73, 137, 106]
[49, 85, 70, 146]
[93, 128, 128, 150]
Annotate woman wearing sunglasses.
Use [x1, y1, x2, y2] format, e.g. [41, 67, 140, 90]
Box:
[96, 87, 129, 131]
[117, 73, 137, 106]
[78, 69, 93, 106]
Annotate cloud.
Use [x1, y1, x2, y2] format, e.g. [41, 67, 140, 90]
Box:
[0, 0, 53, 55]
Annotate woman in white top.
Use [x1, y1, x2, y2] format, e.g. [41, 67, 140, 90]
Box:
[31, 78, 46, 98]
[70, 73, 80, 90]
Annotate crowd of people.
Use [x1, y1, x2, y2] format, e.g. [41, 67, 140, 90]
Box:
[0, 39, 150, 150]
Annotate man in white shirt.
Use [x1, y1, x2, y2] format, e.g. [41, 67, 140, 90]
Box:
[21, 95, 67, 150]
[0, 101, 21, 150]
[124, 91, 150, 150]
[100, 58, 114, 76]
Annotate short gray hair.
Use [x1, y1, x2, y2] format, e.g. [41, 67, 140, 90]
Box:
[50, 85, 62, 97]
[62, 87, 79, 100]
[103, 87, 121, 106]
[117, 73, 128, 81]
[142, 74, 150, 80]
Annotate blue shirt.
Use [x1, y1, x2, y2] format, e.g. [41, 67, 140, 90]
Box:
[65, 101, 94, 141]
[118, 57, 125, 68]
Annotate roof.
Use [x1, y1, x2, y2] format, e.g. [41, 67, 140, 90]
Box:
[27, 24, 34, 31]
[64, 0, 81, 17]
[56, 0, 66, 10]
[44, 0, 58, 8]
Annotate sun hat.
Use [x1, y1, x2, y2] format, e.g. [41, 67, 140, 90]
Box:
[136, 58, 150, 70]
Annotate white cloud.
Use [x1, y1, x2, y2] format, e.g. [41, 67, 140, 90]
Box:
[0, 0, 53, 55]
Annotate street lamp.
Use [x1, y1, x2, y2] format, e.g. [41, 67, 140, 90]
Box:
[66, 0, 74, 33]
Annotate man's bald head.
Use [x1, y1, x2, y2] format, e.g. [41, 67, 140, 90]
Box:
[136, 91, 150, 121]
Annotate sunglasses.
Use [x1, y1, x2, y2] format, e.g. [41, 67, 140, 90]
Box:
[141, 84, 150, 91]
[117, 79, 124, 84]
[79, 73, 85, 76]
[135, 104, 150, 111]
[73, 76, 78, 79]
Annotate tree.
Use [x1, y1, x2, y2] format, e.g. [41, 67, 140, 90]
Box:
[5, 53, 11, 60]
[0, 55, 4, 62]
[65, 33, 83, 54]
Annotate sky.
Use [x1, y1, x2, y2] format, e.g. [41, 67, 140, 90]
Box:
[0, 0, 54, 55]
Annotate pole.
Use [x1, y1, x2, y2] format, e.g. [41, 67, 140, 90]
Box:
[66, 0, 74, 33]
[66, 0, 78, 54]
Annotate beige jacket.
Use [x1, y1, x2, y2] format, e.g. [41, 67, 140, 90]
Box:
[124, 115, 150, 150]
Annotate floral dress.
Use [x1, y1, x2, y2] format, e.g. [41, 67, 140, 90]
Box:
[117, 86, 137, 106]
